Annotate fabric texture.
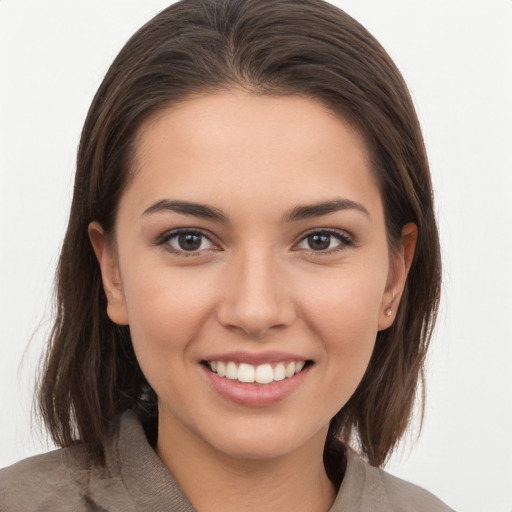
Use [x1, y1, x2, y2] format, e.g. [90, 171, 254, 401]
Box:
[0, 410, 454, 511]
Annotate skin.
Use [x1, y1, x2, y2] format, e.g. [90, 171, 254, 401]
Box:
[89, 91, 416, 512]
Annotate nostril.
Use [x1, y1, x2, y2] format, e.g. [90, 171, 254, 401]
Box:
[215, 278, 296, 336]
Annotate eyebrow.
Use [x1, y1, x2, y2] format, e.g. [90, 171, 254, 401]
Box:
[142, 200, 228, 222]
[142, 198, 369, 223]
[283, 199, 370, 222]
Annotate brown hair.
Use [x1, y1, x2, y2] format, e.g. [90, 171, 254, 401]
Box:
[38, 0, 441, 474]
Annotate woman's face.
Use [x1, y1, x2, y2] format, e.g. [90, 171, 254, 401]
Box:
[91, 91, 411, 461]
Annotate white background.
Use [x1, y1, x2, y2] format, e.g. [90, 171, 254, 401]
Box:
[1, 1, 511, 511]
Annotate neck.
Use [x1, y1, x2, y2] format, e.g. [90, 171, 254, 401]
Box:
[156, 418, 336, 512]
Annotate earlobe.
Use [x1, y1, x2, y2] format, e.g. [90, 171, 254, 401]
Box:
[88, 221, 129, 325]
[378, 222, 418, 331]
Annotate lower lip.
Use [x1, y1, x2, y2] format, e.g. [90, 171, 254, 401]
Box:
[200, 364, 311, 407]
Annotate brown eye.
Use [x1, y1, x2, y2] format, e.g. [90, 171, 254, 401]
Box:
[158, 230, 217, 254]
[306, 233, 331, 251]
[295, 230, 353, 253]
[178, 233, 203, 251]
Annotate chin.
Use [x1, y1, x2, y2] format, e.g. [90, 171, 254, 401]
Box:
[201, 417, 328, 462]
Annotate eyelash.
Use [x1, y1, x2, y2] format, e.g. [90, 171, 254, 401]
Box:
[155, 228, 219, 257]
[295, 229, 354, 254]
[155, 228, 354, 256]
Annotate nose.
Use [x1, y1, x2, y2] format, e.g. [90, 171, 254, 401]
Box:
[216, 248, 296, 338]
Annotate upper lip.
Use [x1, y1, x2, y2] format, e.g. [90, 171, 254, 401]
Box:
[201, 351, 310, 365]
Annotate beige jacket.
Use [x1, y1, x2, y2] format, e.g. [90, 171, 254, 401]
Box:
[0, 410, 454, 511]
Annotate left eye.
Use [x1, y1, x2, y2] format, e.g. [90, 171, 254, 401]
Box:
[161, 231, 216, 253]
[296, 231, 351, 252]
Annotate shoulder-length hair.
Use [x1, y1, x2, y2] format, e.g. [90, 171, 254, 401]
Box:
[38, 0, 441, 473]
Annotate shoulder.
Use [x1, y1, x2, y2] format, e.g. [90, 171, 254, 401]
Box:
[0, 448, 83, 511]
[333, 449, 455, 512]
[0, 446, 125, 512]
[376, 466, 454, 511]
[0, 411, 176, 512]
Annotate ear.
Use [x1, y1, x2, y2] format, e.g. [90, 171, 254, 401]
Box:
[88, 221, 129, 325]
[378, 222, 417, 330]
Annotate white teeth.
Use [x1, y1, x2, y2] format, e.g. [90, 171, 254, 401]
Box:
[238, 363, 255, 383]
[285, 362, 296, 378]
[217, 361, 226, 377]
[208, 360, 307, 384]
[274, 363, 286, 381]
[255, 364, 274, 384]
[226, 361, 238, 380]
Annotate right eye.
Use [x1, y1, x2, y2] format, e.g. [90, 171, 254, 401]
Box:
[157, 230, 218, 255]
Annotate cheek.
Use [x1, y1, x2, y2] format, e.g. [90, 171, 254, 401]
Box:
[295, 266, 386, 396]
[120, 265, 217, 366]
[298, 264, 386, 341]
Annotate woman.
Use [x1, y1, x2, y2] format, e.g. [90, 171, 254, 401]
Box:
[1, 0, 452, 510]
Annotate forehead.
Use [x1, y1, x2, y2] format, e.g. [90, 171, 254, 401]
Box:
[123, 91, 382, 220]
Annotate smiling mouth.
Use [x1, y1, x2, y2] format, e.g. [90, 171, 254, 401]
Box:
[202, 360, 313, 385]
